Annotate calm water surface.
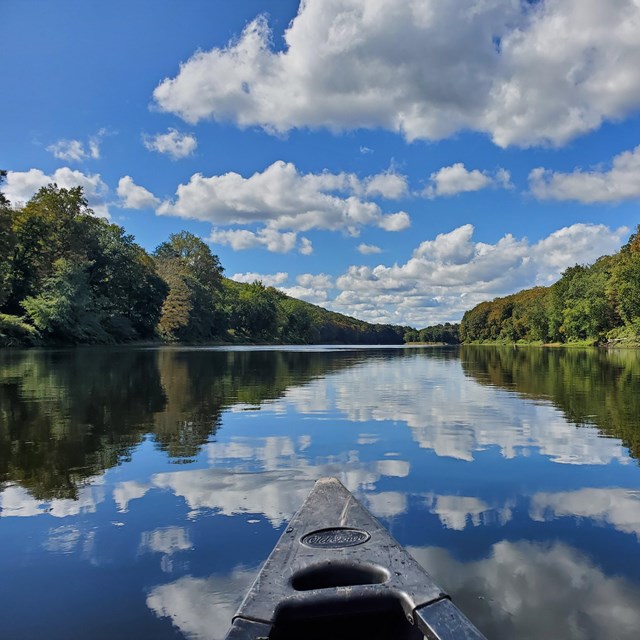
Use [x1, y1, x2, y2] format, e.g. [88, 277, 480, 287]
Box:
[1, 345, 640, 639]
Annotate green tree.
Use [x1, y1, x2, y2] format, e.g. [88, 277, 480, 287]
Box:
[0, 171, 15, 307]
[3, 184, 167, 342]
[22, 258, 109, 343]
[4, 185, 94, 313]
[154, 230, 223, 290]
[154, 231, 226, 342]
[231, 281, 279, 340]
[609, 225, 640, 331]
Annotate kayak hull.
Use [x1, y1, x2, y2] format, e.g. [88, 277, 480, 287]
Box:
[224, 477, 486, 640]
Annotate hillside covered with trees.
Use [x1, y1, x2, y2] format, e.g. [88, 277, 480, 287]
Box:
[460, 226, 640, 346]
[0, 177, 407, 347]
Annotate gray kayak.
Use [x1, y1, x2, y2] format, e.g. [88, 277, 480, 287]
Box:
[224, 477, 487, 640]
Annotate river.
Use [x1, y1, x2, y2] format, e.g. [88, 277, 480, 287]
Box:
[1, 345, 639, 639]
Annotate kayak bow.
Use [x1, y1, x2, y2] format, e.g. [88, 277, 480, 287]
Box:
[224, 477, 487, 640]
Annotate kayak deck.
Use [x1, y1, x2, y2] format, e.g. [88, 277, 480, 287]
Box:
[225, 477, 487, 640]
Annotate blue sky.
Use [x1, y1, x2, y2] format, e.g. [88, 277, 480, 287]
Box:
[2, 0, 640, 327]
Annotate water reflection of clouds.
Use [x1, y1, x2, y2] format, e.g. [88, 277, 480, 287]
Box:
[112, 432, 413, 525]
[425, 494, 514, 530]
[147, 567, 257, 640]
[364, 491, 407, 518]
[259, 355, 631, 465]
[115, 455, 412, 526]
[42, 524, 96, 558]
[531, 488, 640, 539]
[147, 538, 640, 640]
[408, 540, 640, 640]
[0, 480, 106, 518]
[139, 526, 193, 555]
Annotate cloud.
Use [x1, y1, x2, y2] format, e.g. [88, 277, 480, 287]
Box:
[329, 223, 627, 326]
[279, 273, 334, 305]
[47, 130, 106, 162]
[152, 1, 640, 147]
[143, 128, 197, 159]
[362, 172, 408, 199]
[159, 161, 410, 240]
[117, 176, 160, 209]
[530, 144, 640, 203]
[230, 272, 289, 287]
[4, 167, 111, 218]
[358, 243, 382, 255]
[299, 237, 313, 255]
[424, 163, 511, 198]
[210, 227, 305, 253]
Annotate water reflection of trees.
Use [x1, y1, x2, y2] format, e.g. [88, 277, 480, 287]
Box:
[460, 346, 640, 460]
[0, 348, 366, 499]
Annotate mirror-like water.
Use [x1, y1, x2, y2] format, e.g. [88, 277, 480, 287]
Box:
[1, 345, 639, 639]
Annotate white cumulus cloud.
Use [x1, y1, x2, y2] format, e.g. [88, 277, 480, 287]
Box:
[230, 272, 289, 287]
[117, 176, 160, 209]
[424, 163, 511, 198]
[152, 0, 640, 147]
[210, 227, 307, 253]
[358, 243, 382, 255]
[143, 128, 197, 159]
[280, 273, 334, 305]
[328, 223, 627, 326]
[362, 172, 408, 199]
[4, 167, 111, 218]
[47, 129, 107, 162]
[158, 161, 410, 242]
[530, 144, 640, 203]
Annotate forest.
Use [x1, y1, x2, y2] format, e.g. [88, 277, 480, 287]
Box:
[0, 176, 407, 347]
[4, 175, 636, 349]
[460, 226, 640, 345]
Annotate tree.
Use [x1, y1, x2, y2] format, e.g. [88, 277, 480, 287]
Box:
[4, 185, 94, 313]
[154, 231, 223, 290]
[154, 232, 226, 342]
[21, 258, 109, 343]
[0, 171, 15, 307]
[2, 183, 168, 342]
[230, 281, 279, 340]
[608, 227, 640, 331]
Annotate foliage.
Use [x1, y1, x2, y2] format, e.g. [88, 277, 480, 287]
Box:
[0, 171, 15, 308]
[228, 280, 280, 340]
[404, 323, 460, 344]
[22, 259, 110, 343]
[1, 182, 443, 348]
[460, 227, 640, 345]
[154, 231, 226, 342]
[0, 183, 166, 344]
[0, 313, 40, 347]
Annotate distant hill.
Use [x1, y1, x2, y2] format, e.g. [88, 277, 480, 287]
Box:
[223, 277, 408, 345]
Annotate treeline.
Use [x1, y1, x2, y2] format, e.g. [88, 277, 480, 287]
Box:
[460, 226, 640, 345]
[0, 177, 406, 346]
[403, 322, 460, 344]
